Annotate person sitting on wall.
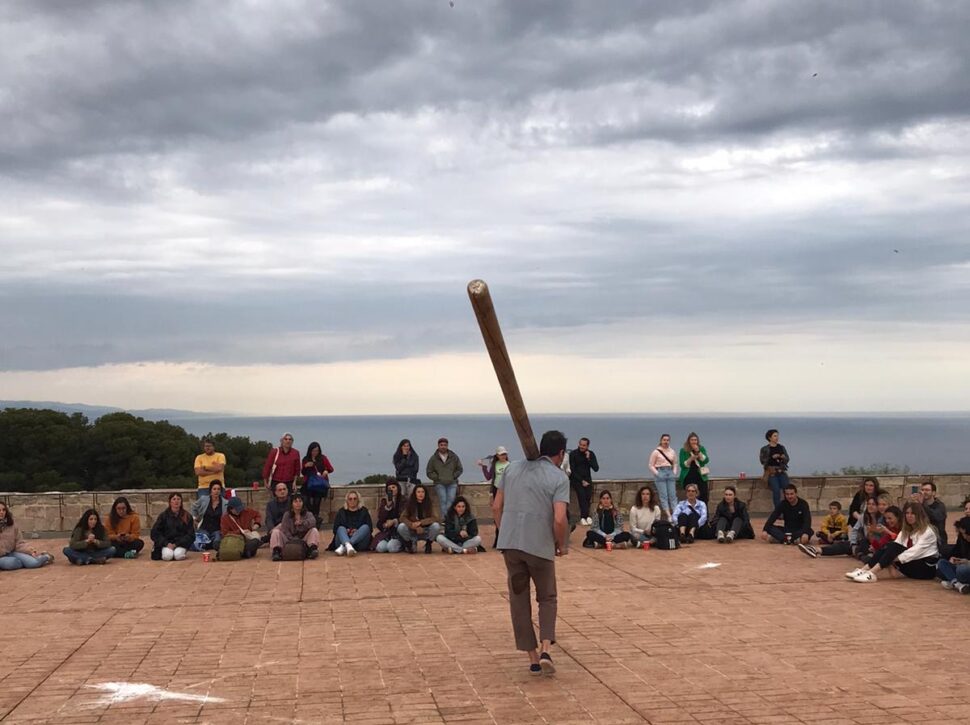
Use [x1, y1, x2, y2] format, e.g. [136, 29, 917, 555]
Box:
[63, 509, 116, 565]
[106, 496, 145, 558]
[398, 484, 441, 554]
[0, 502, 53, 570]
[219, 496, 262, 559]
[760, 484, 813, 546]
[151, 493, 195, 561]
[436, 495, 484, 554]
[190, 480, 227, 552]
[328, 490, 372, 557]
[270, 494, 320, 561]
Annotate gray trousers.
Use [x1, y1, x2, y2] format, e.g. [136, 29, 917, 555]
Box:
[502, 549, 558, 652]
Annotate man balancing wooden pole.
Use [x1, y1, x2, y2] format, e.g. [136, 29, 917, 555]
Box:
[467, 279, 570, 676]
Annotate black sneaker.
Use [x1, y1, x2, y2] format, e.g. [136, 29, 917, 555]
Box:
[272, 547, 282, 562]
[424, 540, 432, 554]
[686, 533, 694, 544]
[797, 543, 818, 559]
[539, 652, 555, 675]
[477, 545, 486, 553]
[529, 664, 542, 675]
[307, 545, 319, 560]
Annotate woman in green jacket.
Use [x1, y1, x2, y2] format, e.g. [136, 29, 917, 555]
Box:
[678, 432, 711, 504]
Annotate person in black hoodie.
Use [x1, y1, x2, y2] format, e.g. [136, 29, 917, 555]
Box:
[761, 484, 813, 545]
[568, 437, 599, 526]
[713, 485, 753, 543]
[328, 490, 372, 557]
[372, 479, 405, 553]
[436, 496, 484, 554]
[151, 493, 196, 561]
[393, 439, 421, 493]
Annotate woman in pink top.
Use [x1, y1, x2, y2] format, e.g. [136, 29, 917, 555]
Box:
[649, 434, 679, 518]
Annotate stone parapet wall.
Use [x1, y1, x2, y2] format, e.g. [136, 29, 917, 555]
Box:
[3, 474, 969, 533]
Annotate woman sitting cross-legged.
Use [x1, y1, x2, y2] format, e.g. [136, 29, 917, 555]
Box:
[63, 509, 116, 565]
[271, 494, 320, 561]
[397, 484, 441, 554]
[672, 484, 708, 544]
[937, 516, 970, 593]
[713, 486, 753, 543]
[329, 490, 372, 556]
[436, 495, 484, 554]
[583, 490, 632, 549]
[151, 493, 196, 561]
[106, 496, 145, 558]
[628, 485, 662, 547]
[219, 496, 262, 559]
[371, 479, 405, 553]
[0, 502, 54, 570]
[847, 501, 939, 583]
[190, 480, 227, 552]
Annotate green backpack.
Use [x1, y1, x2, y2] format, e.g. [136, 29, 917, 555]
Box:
[218, 534, 245, 561]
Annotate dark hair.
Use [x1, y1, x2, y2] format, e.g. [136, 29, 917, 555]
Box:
[393, 439, 413, 463]
[922, 481, 937, 492]
[598, 489, 615, 508]
[437, 437, 448, 445]
[723, 485, 737, 496]
[828, 500, 842, 510]
[863, 497, 879, 526]
[579, 437, 590, 445]
[208, 480, 223, 495]
[0, 502, 12, 527]
[765, 429, 778, 442]
[635, 485, 657, 508]
[289, 494, 306, 517]
[784, 483, 797, 493]
[109, 496, 132, 530]
[167, 493, 190, 523]
[447, 495, 474, 520]
[404, 484, 432, 520]
[963, 496, 970, 509]
[539, 430, 567, 457]
[382, 479, 402, 512]
[884, 505, 903, 528]
[202, 437, 214, 446]
[74, 508, 107, 539]
[861, 477, 880, 492]
[304, 441, 322, 462]
[659, 433, 670, 442]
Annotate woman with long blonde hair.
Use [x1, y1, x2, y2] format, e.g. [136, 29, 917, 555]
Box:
[847, 501, 939, 583]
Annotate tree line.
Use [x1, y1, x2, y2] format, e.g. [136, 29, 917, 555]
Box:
[0, 408, 272, 492]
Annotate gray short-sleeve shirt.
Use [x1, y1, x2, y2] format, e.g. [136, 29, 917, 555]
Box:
[495, 457, 570, 560]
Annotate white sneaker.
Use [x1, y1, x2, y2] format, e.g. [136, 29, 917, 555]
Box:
[335, 544, 346, 556]
[942, 579, 956, 590]
[844, 568, 863, 579]
[584, 517, 592, 526]
[346, 543, 356, 557]
[852, 570, 876, 583]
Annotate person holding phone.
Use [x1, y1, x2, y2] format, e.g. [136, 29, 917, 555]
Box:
[678, 432, 710, 504]
[759, 429, 790, 509]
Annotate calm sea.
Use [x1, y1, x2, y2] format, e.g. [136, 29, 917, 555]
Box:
[165, 413, 970, 486]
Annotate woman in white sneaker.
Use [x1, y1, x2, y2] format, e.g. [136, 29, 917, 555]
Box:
[328, 491, 372, 557]
[847, 502, 939, 583]
[629, 485, 662, 547]
[648, 434, 679, 520]
[713, 485, 753, 542]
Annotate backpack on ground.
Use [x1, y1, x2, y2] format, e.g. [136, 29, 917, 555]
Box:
[652, 520, 680, 550]
[281, 541, 308, 561]
[218, 534, 245, 561]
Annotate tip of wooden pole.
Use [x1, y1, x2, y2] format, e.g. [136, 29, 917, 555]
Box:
[467, 279, 488, 296]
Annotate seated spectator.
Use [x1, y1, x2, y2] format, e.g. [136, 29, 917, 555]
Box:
[271, 494, 320, 561]
[63, 509, 115, 565]
[219, 496, 262, 560]
[436, 495, 483, 554]
[190, 480, 226, 552]
[863, 505, 902, 563]
[371, 479, 405, 553]
[106, 496, 144, 558]
[628, 485, 663, 547]
[397, 484, 441, 554]
[672, 484, 707, 544]
[937, 516, 970, 593]
[263, 481, 291, 543]
[329, 490, 372, 557]
[0, 502, 53, 570]
[848, 477, 881, 528]
[714, 485, 753, 543]
[804, 497, 878, 559]
[817, 500, 849, 545]
[847, 501, 939, 583]
[151, 493, 195, 561]
[760, 484, 813, 545]
[583, 490, 632, 549]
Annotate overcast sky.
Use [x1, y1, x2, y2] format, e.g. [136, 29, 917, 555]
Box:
[1, 1, 968, 415]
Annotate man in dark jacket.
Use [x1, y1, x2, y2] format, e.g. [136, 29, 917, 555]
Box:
[568, 437, 599, 526]
[761, 484, 813, 545]
[919, 481, 948, 550]
[262, 481, 291, 543]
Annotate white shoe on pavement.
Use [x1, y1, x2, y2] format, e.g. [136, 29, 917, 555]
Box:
[335, 544, 346, 556]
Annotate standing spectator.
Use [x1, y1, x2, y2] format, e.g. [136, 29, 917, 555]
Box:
[672, 484, 707, 544]
[916, 481, 948, 549]
[848, 478, 881, 526]
[262, 433, 302, 494]
[937, 516, 970, 593]
[0, 502, 53, 570]
[302, 441, 334, 528]
[480, 446, 511, 548]
[569, 437, 599, 526]
[263, 481, 291, 539]
[713, 485, 753, 543]
[190, 480, 227, 552]
[760, 484, 813, 546]
[847, 501, 939, 583]
[629, 485, 663, 547]
[271, 494, 320, 561]
[151, 493, 195, 561]
[193, 437, 226, 499]
[436, 496, 484, 554]
[648, 434, 678, 520]
[493, 430, 570, 676]
[759, 429, 790, 509]
[371, 479, 405, 553]
[678, 432, 710, 504]
[397, 484, 441, 554]
[329, 490, 372, 557]
[219, 496, 262, 560]
[105, 496, 144, 558]
[393, 439, 421, 493]
[426, 437, 463, 521]
[817, 501, 849, 545]
[583, 490, 632, 549]
[63, 509, 115, 565]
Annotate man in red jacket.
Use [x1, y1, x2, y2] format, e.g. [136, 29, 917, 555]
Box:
[262, 433, 302, 494]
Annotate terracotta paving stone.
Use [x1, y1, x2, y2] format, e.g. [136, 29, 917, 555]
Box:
[1, 520, 969, 723]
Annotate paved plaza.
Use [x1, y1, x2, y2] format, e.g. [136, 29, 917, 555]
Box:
[1, 521, 967, 724]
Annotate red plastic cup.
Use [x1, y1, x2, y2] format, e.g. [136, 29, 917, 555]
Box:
[739, 471, 747, 480]
[641, 541, 651, 551]
[202, 552, 211, 563]
[605, 541, 613, 552]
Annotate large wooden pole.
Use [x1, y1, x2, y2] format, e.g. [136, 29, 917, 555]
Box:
[467, 279, 540, 460]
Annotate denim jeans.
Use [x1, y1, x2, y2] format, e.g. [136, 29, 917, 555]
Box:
[436, 534, 482, 553]
[768, 472, 790, 509]
[375, 538, 403, 553]
[936, 559, 970, 583]
[397, 521, 442, 543]
[0, 551, 52, 570]
[434, 483, 457, 521]
[63, 546, 116, 564]
[654, 468, 677, 513]
[336, 524, 371, 549]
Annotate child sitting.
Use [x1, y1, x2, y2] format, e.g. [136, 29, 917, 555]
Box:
[817, 500, 849, 544]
